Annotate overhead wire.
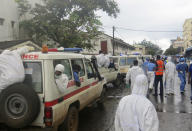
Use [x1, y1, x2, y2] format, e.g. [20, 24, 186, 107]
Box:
[102, 25, 184, 33]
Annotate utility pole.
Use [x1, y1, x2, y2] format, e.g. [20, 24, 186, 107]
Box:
[113, 26, 115, 56]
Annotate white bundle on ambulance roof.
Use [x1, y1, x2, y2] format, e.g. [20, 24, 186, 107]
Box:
[104, 54, 111, 68]
[96, 53, 105, 67]
[0, 46, 33, 91]
[97, 53, 111, 68]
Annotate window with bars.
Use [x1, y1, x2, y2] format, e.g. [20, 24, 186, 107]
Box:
[0, 18, 5, 25]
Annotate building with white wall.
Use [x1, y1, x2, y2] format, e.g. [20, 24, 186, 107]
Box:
[171, 37, 184, 49]
[131, 44, 146, 55]
[183, 18, 192, 51]
[0, 0, 43, 42]
[0, 0, 20, 41]
[83, 34, 135, 55]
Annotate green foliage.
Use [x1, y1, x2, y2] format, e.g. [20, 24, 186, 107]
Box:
[16, 0, 119, 49]
[136, 39, 163, 56]
[164, 45, 182, 55]
[15, 0, 31, 16]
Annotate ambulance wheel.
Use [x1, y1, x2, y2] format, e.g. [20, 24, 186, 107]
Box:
[59, 106, 79, 131]
[0, 83, 40, 128]
[115, 74, 123, 87]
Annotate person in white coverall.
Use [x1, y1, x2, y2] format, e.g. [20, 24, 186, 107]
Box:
[126, 60, 144, 90]
[115, 74, 159, 131]
[147, 59, 156, 91]
[0, 46, 33, 92]
[165, 57, 176, 95]
[55, 64, 69, 93]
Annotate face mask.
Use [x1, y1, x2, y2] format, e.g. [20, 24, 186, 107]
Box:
[55, 74, 61, 79]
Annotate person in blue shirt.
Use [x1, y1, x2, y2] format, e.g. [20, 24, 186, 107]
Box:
[163, 56, 168, 65]
[142, 58, 149, 75]
[188, 61, 192, 103]
[108, 59, 117, 70]
[72, 64, 81, 87]
[147, 59, 156, 91]
[176, 58, 188, 94]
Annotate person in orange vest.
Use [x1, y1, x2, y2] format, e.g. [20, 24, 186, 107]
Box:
[153, 55, 165, 96]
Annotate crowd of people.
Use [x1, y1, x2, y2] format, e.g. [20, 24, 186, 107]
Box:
[125, 55, 191, 97]
[116, 54, 192, 131]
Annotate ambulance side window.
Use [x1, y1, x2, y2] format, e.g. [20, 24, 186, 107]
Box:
[53, 59, 72, 80]
[120, 58, 126, 66]
[71, 59, 85, 77]
[85, 61, 95, 79]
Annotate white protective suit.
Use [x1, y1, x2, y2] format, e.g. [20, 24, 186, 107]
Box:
[147, 71, 155, 90]
[97, 53, 111, 68]
[55, 64, 69, 93]
[115, 74, 159, 131]
[0, 47, 30, 91]
[104, 54, 111, 68]
[96, 53, 105, 67]
[126, 66, 144, 90]
[165, 57, 176, 94]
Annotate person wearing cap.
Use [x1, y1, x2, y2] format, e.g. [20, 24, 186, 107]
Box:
[176, 57, 188, 94]
[115, 74, 159, 131]
[154, 55, 164, 96]
[55, 64, 69, 93]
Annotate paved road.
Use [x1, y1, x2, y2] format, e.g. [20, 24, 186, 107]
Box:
[1, 75, 192, 131]
[79, 75, 192, 131]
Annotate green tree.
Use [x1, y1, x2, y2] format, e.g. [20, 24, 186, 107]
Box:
[164, 45, 182, 55]
[136, 39, 163, 56]
[16, 0, 119, 49]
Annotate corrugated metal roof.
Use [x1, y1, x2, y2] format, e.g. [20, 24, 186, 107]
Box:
[0, 40, 30, 50]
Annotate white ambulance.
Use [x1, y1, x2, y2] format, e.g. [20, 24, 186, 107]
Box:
[0, 50, 106, 131]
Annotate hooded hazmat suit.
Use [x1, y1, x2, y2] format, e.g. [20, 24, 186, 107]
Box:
[0, 47, 30, 91]
[115, 74, 159, 131]
[126, 66, 144, 90]
[147, 61, 156, 90]
[55, 64, 69, 93]
[165, 57, 176, 94]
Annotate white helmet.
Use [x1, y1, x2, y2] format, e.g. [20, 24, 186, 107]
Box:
[55, 64, 64, 73]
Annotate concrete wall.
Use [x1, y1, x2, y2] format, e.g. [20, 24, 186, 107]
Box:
[0, 0, 43, 42]
[0, 0, 19, 41]
[83, 34, 113, 55]
[83, 34, 133, 55]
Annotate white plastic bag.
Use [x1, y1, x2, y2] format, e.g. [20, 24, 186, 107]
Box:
[96, 54, 105, 67]
[104, 55, 110, 68]
[0, 47, 29, 91]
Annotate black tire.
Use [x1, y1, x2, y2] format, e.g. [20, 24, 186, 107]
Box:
[98, 87, 106, 103]
[97, 88, 106, 110]
[59, 106, 79, 131]
[0, 83, 40, 128]
[115, 74, 123, 87]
